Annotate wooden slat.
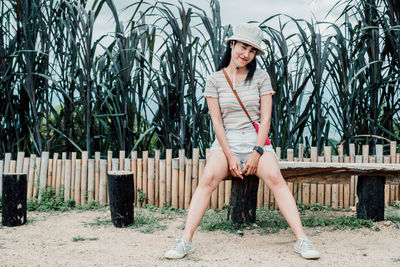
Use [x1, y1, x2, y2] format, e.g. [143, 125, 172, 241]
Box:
[88, 159, 95, 202]
[257, 180, 264, 208]
[55, 159, 62, 197]
[148, 158, 155, 205]
[136, 158, 143, 207]
[166, 149, 172, 205]
[81, 151, 88, 205]
[38, 152, 49, 202]
[119, 150, 125, 170]
[4, 153, 11, 173]
[51, 153, 59, 189]
[192, 148, 199, 197]
[27, 155, 36, 199]
[74, 159, 82, 205]
[71, 152, 77, 201]
[172, 158, 179, 208]
[390, 141, 396, 164]
[61, 152, 67, 195]
[143, 151, 149, 205]
[94, 152, 100, 201]
[47, 159, 53, 190]
[159, 159, 166, 208]
[155, 150, 160, 207]
[64, 160, 71, 201]
[178, 149, 185, 209]
[184, 159, 192, 210]
[131, 151, 137, 205]
[16, 151, 25, 173]
[99, 159, 107, 205]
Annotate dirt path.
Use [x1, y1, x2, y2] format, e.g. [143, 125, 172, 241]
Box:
[1, 208, 400, 266]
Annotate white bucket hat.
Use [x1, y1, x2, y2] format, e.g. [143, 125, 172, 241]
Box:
[226, 23, 264, 55]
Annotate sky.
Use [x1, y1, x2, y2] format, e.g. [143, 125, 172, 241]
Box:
[90, 0, 344, 46]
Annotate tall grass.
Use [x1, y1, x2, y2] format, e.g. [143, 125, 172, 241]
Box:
[0, 0, 399, 158]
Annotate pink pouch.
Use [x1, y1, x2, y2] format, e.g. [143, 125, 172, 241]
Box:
[252, 121, 271, 145]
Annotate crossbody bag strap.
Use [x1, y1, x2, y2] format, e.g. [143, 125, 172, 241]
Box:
[222, 68, 254, 124]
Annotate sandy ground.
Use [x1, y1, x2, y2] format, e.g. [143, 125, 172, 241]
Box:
[1, 207, 400, 267]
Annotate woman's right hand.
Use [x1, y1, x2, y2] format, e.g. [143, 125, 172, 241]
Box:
[228, 155, 243, 179]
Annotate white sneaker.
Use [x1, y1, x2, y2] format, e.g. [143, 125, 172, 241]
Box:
[164, 237, 195, 259]
[294, 236, 320, 259]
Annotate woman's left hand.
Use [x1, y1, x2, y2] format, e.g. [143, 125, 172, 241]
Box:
[242, 151, 261, 176]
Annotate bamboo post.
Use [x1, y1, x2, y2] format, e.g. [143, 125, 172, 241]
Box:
[309, 147, 319, 204]
[131, 151, 137, 205]
[119, 150, 125, 170]
[218, 180, 225, 210]
[9, 160, 16, 173]
[143, 151, 149, 205]
[225, 179, 232, 206]
[99, 159, 107, 205]
[211, 183, 218, 210]
[136, 158, 143, 207]
[148, 158, 155, 205]
[275, 147, 281, 160]
[61, 152, 66, 195]
[64, 160, 71, 201]
[298, 144, 304, 162]
[324, 146, 332, 206]
[184, 159, 192, 210]
[390, 141, 396, 164]
[331, 155, 339, 209]
[47, 159, 53, 190]
[70, 152, 77, 201]
[95, 152, 100, 201]
[264, 182, 270, 209]
[166, 149, 172, 206]
[51, 153, 59, 189]
[350, 143, 356, 207]
[343, 156, 350, 208]
[33, 157, 41, 198]
[287, 149, 294, 161]
[16, 151, 25, 173]
[74, 159, 82, 205]
[107, 151, 112, 204]
[124, 159, 130, 171]
[257, 179, 264, 208]
[38, 152, 49, 202]
[81, 151, 88, 205]
[383, 156, 391, 205]
[338, 145, 344, 207]
[112, 158, 119, 171]
[159, 159, 166, 208]
[4, 153, 11, 173]
[87, 159, 95, 202]
[27, 155, 36, 199]
[155, 150, 160, 207]
[0, 160, 3, 198]
[178, 149, 185, 209]
[23, 157, 29, 175]
[192, 148, 199, 196]
[172, 158, 179, 208]
[55, 159, 62, 197]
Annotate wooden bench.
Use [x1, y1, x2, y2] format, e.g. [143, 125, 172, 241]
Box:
[227, 162, 400, 224]
[280, 162, 400, 221]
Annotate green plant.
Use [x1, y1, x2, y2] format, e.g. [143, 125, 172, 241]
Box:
[72, 236, 98, 242]
[27, 189, 75, 212]
[391, 200, 400, 209]
[199, 209, 243, 233]
[129, 210, 167, 233]
[83, 216, 112, 227]
[138, 190, 146, 206]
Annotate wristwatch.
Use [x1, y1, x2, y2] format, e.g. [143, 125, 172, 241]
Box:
[253, 146, 264, 156]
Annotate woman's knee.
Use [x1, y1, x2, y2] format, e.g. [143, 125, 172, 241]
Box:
[198, 172, 219, 191]
[263, 170, 285, 189]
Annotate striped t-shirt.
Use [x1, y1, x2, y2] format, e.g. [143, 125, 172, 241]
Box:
[204, 69, 275, 130]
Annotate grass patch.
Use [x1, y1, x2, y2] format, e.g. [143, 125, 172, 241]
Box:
[27, 189, 103, 212]
[199, 209, 243, 233]
[302, 215, 373, 230]
[390, 200, 400, 209]
[72, 236, 99, 242]
[83, 216, 112, 227]
[129, 209, 167, 233]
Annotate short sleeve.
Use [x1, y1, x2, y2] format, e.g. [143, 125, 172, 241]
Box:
[259, 72, 275, 96]
[203, 74, 218, 98]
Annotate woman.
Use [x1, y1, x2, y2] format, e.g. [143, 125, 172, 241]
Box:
[164, 23, 320, 260]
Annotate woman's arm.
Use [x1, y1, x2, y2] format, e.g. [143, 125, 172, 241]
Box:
[242, 94, 272, 175]
[207, 97, 243, 179]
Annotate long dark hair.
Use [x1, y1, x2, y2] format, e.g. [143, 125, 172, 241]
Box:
[217, 41, 257, 82]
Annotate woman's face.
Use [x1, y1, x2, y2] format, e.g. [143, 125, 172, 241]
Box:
[230, 41, 257, 68]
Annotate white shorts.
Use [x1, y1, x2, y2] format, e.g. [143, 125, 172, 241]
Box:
[210, 128, 276, 167]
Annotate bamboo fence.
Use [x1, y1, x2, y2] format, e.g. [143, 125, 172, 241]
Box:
[0, 142, 399, 209]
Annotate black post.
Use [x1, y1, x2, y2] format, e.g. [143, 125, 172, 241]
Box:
[227, 175, 259, 225]
[107, 171, 134, 227]
[2, 173, 27, 227]
[356, 175, 385, 221]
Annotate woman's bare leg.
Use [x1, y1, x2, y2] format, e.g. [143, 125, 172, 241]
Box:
[256, 152, 305, 239]
[183, 150, 230, 242]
